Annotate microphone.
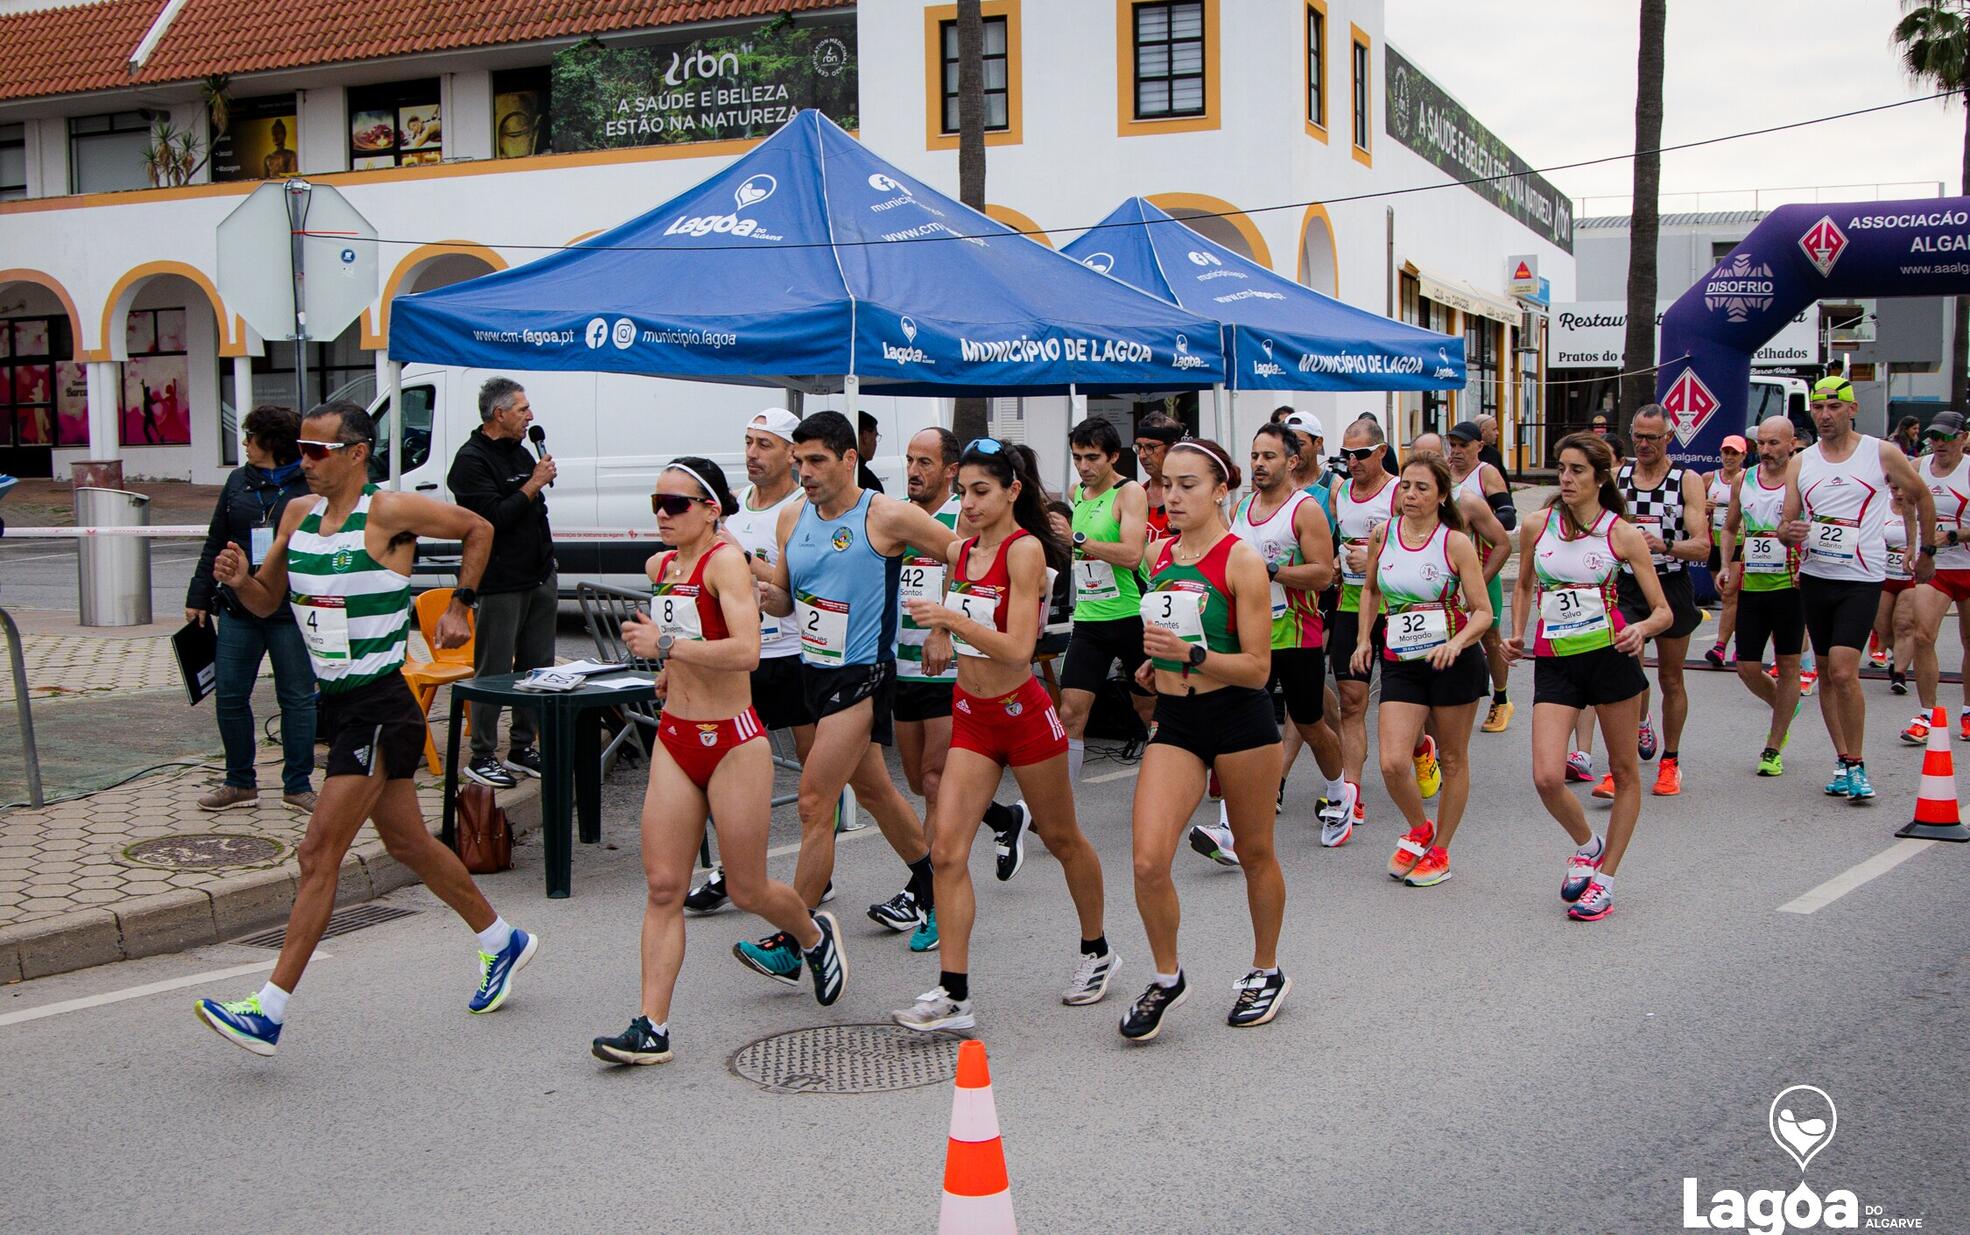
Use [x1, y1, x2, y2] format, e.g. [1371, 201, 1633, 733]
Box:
[528, 424, 553, 487]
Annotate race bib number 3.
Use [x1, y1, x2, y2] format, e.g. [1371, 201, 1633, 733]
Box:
[943, 589, 1000, 659]
[1540, 587, 1609, 641]
[1074, 559, 1120, 602]
[1140, 588, 1206, 647]
[1744, 535, 1788, 575]
[651, 589, 704, 640]
[795, 593, 850, 665]
[1387, 605, 1449, 661]
[291, 596, 351, 662]
[1633, 515, 1666, 562]
[1809, 517, 1859, 565]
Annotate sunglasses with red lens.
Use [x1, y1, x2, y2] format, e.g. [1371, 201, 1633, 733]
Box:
[651, 493, 715, 517]
[297, 440, 358, 461]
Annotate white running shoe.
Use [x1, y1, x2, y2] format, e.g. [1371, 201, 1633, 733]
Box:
[1061, 949, 1121, 1005]
[1320, 781, 1358, 848]
[892, 986, 975, 1032]
[1187, 821, 1239, 867]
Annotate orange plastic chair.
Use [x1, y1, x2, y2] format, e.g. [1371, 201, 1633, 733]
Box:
[405, 587, 476, 774]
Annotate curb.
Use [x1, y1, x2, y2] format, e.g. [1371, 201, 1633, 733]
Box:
[0, 780, 542, 983]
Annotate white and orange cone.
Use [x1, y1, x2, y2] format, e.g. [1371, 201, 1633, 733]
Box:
[938, 1040, 1017, 1234]
[1898, 706, 1970, 842]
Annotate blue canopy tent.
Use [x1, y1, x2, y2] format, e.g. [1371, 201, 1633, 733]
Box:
[387, 111, 1226, 417]
[1061, 196, 1465, 440]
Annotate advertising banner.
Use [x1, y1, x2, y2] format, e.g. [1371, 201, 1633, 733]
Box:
[1550, 301, 1819, 369]
[551, 15, 856, 151]
[210, 94, 299, 182]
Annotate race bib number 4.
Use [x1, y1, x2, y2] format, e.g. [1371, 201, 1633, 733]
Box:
[1074, 559, 1119, 602]
[1387, 605, 1449, 661]
[291, 596, 351, 662]
[1809, 517, 1859, 565]
[1744, 535, 1788, 575]
[1539, 587, 1609, 641]
[795, 593, 850, 665]
[651, 589, 704, 640]
[1140, 588, 1206, 648]
[943, 589, 1000, 659]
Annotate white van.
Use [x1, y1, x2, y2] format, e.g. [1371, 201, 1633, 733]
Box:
[1746, 375, 1813, 444]
[362, 365, 941, 591]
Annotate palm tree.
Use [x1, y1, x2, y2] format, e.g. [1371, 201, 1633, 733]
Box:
[1619, 0, 1667, 422]
[952, 0, 991, 444]
[1894, 0, 1970, 407]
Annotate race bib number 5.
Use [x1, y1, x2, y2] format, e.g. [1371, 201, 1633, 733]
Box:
[795, 592, 850, 665]
[943, 589, 1000, 659]
[291, 596, 351, 662]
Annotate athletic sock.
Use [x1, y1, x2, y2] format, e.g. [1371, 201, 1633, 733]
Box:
[650, 1020, 669, 1038]
[1493, 689, 1508, 705]
[1068, 738, 1085, 782]
[1761, 747, 1779, 760]
[1081, 934, 1109, 958]
[982, 800, 1016, 834]
[256, 981, 290, 1023]
[1153, 970, 1182, 989]
[1576, 835, 1604, 860]
[1255, 966, 1281, 977]
[474, 916, 514, 955]
[940, 971, 970, 1002]
[908, 857, 936, 911]
[1593, 872, 1615, 892]
[1323, 774, 1348, 801]
[1663, 750, 1679, 762]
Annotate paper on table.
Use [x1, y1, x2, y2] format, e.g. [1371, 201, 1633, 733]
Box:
[584, 675, 652, 691]
[554, 659, 629, 676]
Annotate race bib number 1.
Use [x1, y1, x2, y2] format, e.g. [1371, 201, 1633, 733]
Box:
[1075, 559, 1120, 602]
[291, 596, 351, 662]
[795, 593, 850, 665]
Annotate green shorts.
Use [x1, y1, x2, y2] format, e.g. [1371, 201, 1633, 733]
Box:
[1486, 573, 1504, 628]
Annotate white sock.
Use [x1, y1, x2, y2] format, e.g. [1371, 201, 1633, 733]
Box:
[1323, 774, 1347, 801]
[1256, 966, 1280, 977]
[1153, 970, 1182, 989]
[1593, 872, 1614, 892]
[650, 1020, 669, 1037]
[1068, 739, 1085, 782]
[1577, 835, 1604, 859]
[256, 981, 290, 1023]
[475, 916, 514, 955]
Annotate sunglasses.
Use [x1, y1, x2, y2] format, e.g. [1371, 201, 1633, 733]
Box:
[297, 440, 360, 461]
[1339, 446, 1380, 461]
[965, 437, 1005, 456]
[651, 493, 717, 517]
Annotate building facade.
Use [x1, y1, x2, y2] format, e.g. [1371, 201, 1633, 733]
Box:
[0, 0, 1573, 485]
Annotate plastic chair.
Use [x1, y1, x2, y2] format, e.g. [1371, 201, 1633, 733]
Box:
[406, 587, 476, 774]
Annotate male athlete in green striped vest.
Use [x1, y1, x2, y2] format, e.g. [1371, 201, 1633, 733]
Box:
[194, 401, 537, 1057]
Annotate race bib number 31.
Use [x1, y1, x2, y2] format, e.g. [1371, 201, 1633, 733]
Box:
[1540, 587, 1609, 641]
[795, 592, 850, 665]
[291, 596, 351, 662]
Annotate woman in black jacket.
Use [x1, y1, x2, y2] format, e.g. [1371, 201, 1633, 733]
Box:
[185, 405, 319, 813]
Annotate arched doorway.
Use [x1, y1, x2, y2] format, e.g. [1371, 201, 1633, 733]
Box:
[101, 268, 233, 481]
[0, 271, 84, 476]
[1144, 193, 1272, 269]
[1297, 205, 1338, 297]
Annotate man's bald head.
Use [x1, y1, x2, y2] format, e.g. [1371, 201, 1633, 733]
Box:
[1409, 432, 1445, 458]
[1755, 414, 1797, 471]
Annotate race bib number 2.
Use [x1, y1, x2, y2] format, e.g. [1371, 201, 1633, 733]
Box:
[795, 593, 850, 665]
[291, 596, 351, 662]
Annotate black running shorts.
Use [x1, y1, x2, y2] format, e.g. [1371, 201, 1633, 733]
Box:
[1060, 616, 1151, 696]
[802, 660, 896, 747]
[1734, 587, 1806, 661]
[1532, 646, 1650, 710]
[1327, 609, 1385, 684]
[751, 655, 816, 731]
[1800, 574, 1882, 656]
[1149, 687, 1279, 763]
[1268, 646, 1326, 726]
[1617, 569, 1703, 640]
[322, 674, 427, 781]
[1380, 645, 1490, 708]
[892, 679, 956, 723]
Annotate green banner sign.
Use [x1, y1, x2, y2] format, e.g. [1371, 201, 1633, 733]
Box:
[551, 15, 856, 152]
[1383, 47, 1573, 254]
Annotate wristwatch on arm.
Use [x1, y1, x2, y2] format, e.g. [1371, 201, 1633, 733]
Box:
[657, 632, 677, 659]
[1187, 643, 1207, 668]
[452, 587, 478, 609]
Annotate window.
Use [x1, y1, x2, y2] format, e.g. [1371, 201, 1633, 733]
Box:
[1350, 32, 1371, 153]
[120, 308, 191, 446]
[220, 334, 372, 424]
[0, 123, 25, 200]
[347, 79, 442, 169]
[493, 68, 552, 159]
[210, 94, 299, 182]
[1305, 4, 1326, 132]
[1133, 1, 1206, 119]
[69, 111, 153, 194]
[938, 16, 1010, 132]
[1464, 316, 1500, 420]
[1711, 240, 1739, 265]
[368, 384, 435, 483]
[1, 317, 71, 456]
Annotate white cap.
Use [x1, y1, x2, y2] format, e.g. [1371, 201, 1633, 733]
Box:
[745, 407, 801, 443]
[1283, 410, 1325, 439]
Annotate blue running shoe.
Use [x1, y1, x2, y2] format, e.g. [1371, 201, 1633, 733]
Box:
[195, 995, 281, 1056]
[909, 908, 940, 953]
[1637, 720, 1659, 762]
[468, 928, 538, 1014]
[1823, 764, 1854, 797]
[734, 932, 803, 986]
[1846, 764, 1876, 803]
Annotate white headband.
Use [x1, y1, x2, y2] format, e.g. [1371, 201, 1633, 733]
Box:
[1168, 439, 1232, 482]
[662, 461, 719, 508]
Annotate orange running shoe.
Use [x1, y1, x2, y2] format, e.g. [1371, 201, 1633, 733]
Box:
[1591, 773, 1616, 800]
[1404, 845, 1453, 887]
[1652, 756, 1682, 796]
[1388, 820, 1435, 880]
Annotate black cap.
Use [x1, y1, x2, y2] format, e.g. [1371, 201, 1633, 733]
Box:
[1446, 420, 1483, 444]
[1926, 410, 1966, 438]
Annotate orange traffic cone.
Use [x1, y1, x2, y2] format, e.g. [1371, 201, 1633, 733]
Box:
[1898, 706, 1970, 842]
[938, 1040, 1016, 1234]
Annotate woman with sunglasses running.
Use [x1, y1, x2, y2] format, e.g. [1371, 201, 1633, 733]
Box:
[1121, 439, 1288, 1042]
[1504, 434, 1670, 923]
[1350, 453, 1493, 888]
[591, 458, 846, 1066]
[890, 439, 1114, 1033]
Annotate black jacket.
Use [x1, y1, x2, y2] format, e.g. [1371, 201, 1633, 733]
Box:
[447, 428, 554, 594]
[187, 463, 312, 617]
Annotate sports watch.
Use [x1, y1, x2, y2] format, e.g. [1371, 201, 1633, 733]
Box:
[1187, 643, 1208, 668]
[657, 632, 677, 658]
[452, 587, 478, 609]
[1073, 531, 1088, 548]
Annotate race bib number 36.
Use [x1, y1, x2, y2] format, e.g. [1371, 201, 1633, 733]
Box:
[1744, 535, 1788, 575]
[291, 596, 351, 662]
[795, 592, 850, 665]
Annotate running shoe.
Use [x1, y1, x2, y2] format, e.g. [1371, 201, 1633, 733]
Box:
[734, 932, 802, 986]
[1226, 969, 1292, 1028]
[1868, 633, 1887, 668]
[194, 994, 281, 1056]
[1188, 822, 1240, 867]
[1800, 670, 1818, 696]
[1567, 878, 1614, 922]
[1320, 783, 1358, 848]
[503, 747, 544, 779]
[1351, 782, 1367, 825]
[993, 800, 1032, 883]
[1207, 770, 1222, 801]
[804, 911, 847, 1005]
[1276, 779, 1286, 815]
[1062, 949, 1121, 1005]
[1481, 699, 1515, 733]
[1846, 764, 1876, 803]
[468, 928, 537, 1014]
[909, 908, 940, 953]
[463, 755, 518, 789]
[1891, 670, 1909, 696]
[894, 986, 975, 1033]
[1704, 643, 1726, 668]
[1413, 735, 1442, 799]
[1591, 773, 1616, 800]
[591, 1016, 672, 1066]
[1902, 715, 1932, 746]
[867, 889, 918, 933]
[1959, 712, 1970, 742]
[1756, 748, 1784, 777]
[1403, 845, 1453, 887]
[1561, 842, 1603, 903]
[1315, 795, 1343, 828]
[684, 868, 728, 915]
[1652, 756, 1682, 796]
[1823, 764, 1854, 797]
[1118, 974, 1188, 1042]
[1565, 750, 1593, 783]
[1765, 662, 1779, 682]
[1388, 820, 1434, 880]
[1637, 720, 1659, 761]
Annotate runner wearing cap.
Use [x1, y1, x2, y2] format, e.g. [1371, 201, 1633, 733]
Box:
[1703, 435, 1749, 668]
[1717, 417, 1807, 776]
[1446, 420, 1519, 732]
[1898, 410, 1969, 747]
[1779, 376, 1937, 802]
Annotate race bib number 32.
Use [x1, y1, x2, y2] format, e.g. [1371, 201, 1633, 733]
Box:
[1387, 605, 1449, 661]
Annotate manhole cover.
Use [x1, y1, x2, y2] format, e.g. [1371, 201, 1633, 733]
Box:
[124, 833, 284, 870]
[730, 1023, 963, 1094]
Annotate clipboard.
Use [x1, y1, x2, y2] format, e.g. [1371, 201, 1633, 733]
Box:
[172, 619, 219, 705]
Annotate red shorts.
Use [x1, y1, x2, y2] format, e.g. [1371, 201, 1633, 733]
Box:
[1924, 568, 1970, 602]
[657, 708, 765, 790]
[1883, 577, 1914, 596]
[950, 677, 1067, 768]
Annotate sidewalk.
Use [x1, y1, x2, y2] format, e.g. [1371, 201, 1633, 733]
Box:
[1, 477, 222, 529]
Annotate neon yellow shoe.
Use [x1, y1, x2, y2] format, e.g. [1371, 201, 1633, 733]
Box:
[1412, 735, 1442, 799]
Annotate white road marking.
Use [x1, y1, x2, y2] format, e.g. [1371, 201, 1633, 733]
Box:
[1084, 767, 1139, 784]
[0, 953, 330, 1027]
[696, 823, 881, 875]
[1777, 840, 1935, 914]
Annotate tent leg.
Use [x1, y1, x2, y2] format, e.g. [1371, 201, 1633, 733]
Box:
[842, 373, 859, 420]
[387, 359, 404, 490]
[1211, 384, 1226, 445]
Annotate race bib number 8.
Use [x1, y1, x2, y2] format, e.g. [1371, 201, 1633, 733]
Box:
[291, 596, 351, 662]
[795, 593, 850, 665]
[943, 589, 1000, 659]
[1540, 587, 1609, 641]
[651, 589, 703, 640]
[1387, 605, 1449, 661]
[1809, 517, 1859, 565]
[1140, 589, 1206, 648]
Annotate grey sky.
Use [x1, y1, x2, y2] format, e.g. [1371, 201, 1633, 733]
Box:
[1386, 0, 1962, 219]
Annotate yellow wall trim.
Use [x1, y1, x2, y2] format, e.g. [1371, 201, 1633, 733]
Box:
[1115, 0, 1222, 138]
[362, 242, 509, 350]
[0, 267, 87, 361]
[924, 1, 1024, 151]
[99, 261, 245, 359]
[1303, 0, 1330, 143]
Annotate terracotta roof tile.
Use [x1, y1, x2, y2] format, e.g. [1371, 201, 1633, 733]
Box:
[0, 0, 849, 103]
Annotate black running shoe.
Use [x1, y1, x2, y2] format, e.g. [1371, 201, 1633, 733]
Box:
[1118, 973, 1188, 1042]
[1891, 670, 1909, 696]
[1226, 969, 1291, 1028]
[464, 755, 517, 789]
[503, 747, 545, 779]
[867, 889, 917, 932]
[993, 800, 1032, 882]
[591, 1015, 672, 1066]
[684, 868, 728, 915]
[804, 911, 847, 1006]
